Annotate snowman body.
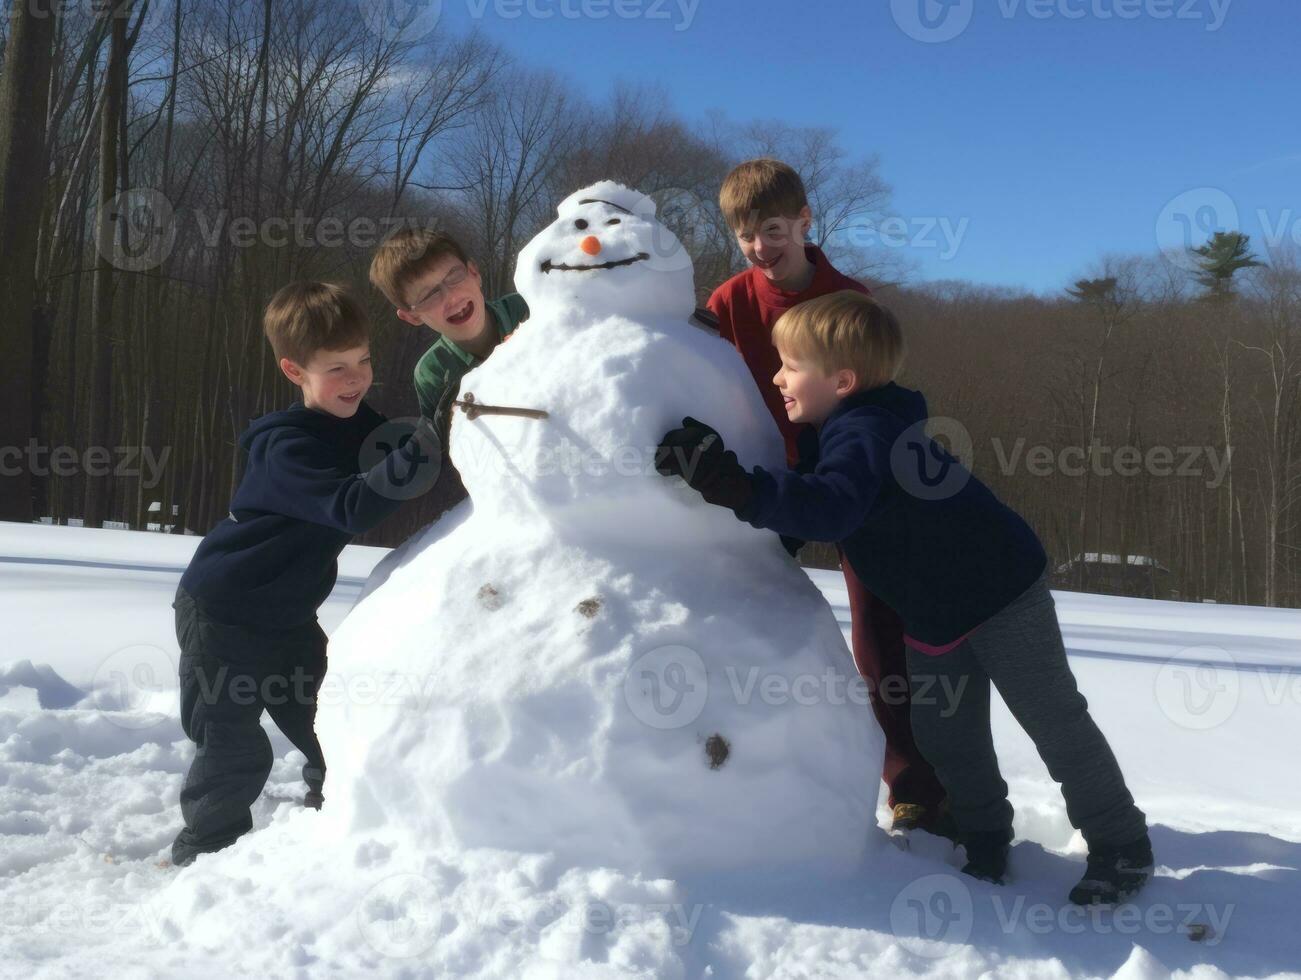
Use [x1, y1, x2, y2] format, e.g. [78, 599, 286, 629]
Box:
[320, 182, 886, 877]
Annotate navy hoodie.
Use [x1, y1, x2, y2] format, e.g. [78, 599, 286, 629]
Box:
[739, 383, 1047, 647]
[180, 401, 436, 628]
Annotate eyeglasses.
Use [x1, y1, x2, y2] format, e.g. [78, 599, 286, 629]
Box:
[406, 264, 469, 314]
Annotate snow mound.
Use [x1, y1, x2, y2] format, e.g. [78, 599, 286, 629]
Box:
[0, 660, 86, 710]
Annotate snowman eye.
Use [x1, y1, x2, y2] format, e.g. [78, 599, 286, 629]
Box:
[605, 218, 621, 226]
[574, 219, 589, 230]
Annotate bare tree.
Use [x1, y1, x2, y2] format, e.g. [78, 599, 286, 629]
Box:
[1062, 258, 1142, 587]
[0, 0, 57, 521]
[1235, 250, 1301, 605]
[383, 32, 500, 215]
[83, 0, 134, 528]
[447, 67, 586, 295]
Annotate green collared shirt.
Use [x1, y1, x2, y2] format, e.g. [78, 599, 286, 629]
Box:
[412, 292, 530, 422]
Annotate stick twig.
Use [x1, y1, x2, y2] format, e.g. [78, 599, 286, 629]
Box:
[455, 391, 549, 421]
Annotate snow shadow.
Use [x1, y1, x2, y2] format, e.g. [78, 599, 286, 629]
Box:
[671, 823, 1301, 976]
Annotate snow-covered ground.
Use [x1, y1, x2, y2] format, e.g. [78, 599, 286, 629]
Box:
[1, 522, 1298, 978]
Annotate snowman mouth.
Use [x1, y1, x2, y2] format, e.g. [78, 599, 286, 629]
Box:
[540, 252, 650, 274]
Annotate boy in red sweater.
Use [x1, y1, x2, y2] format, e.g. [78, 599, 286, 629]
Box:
[708, 158, 951, 838]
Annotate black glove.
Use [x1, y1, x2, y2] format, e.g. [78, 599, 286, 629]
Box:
[655, 417, 754, 515]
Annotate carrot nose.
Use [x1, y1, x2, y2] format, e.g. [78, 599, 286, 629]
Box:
[580, 236, 602, 255]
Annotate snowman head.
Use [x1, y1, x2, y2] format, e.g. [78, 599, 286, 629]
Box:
[515, 181, 696, 323]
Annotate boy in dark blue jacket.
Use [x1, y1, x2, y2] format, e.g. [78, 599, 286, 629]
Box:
[171, 281, 440, 867]
[656, 290, 1153, 906]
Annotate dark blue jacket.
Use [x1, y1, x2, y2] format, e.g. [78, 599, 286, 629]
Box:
[739, 383, 1047, 646]
[180, 402, 435, 628]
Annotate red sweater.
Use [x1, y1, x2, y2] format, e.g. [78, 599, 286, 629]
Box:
[707, 245, 870, 465]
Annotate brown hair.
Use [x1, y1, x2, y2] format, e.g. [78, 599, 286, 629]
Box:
[368, 226, 469, 308]
[718, 158, 809, 233]
[772, 290, 905, 390]
[263, 281, 370, 366]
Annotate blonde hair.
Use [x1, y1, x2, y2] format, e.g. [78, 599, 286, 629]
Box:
[772, 291, 905, 390]
[718, 158, 808, 233]
[368, 226, 470, 308]
[263, 281, 369, 366]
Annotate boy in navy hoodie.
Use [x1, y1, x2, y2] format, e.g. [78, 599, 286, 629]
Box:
[170, 281, 440, 867]
[655, 290, 1153, 906]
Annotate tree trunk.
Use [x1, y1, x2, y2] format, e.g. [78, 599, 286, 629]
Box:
[83, 1, 131, 527]
[0, 0, 57, 522]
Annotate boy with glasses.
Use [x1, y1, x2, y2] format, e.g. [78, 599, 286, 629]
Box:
[369, 229, 530, 445]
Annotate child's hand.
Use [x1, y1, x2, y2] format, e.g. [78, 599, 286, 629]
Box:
[655, 418, 754, 515]
[431, 383, 459, 444]
[655, 417, 722, 480]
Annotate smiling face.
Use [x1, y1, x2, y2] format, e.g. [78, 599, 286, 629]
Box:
[514, 181, 696, 323]
[280, 345, 373, 419]
[735, 207, 814, 289]
[396, 256, 489, 346]
[539, 208, 649, 275]
[772, 346, 858, 426]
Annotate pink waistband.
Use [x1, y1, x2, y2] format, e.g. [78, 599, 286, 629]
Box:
[904, 624, 981, 657]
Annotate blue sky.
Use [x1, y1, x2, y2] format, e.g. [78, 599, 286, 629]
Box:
[430, 0, 1299, 293]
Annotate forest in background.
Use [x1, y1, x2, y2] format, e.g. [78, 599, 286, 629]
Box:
[0, 0, 1297, 607]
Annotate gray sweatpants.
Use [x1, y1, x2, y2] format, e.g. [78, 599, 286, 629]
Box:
[905, 570, 1148, 849]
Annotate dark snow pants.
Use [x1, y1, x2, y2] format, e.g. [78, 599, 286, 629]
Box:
[905, 569, 1148, 850]
[171, 587, 327, 866]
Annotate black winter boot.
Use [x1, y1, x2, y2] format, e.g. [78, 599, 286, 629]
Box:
[961, 827, 1014, 885]
[1068, 834, 1154, 906]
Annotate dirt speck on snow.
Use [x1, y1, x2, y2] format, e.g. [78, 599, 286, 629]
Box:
[704, 733, 730, 770]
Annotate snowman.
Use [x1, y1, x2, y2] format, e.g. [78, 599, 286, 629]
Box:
[319, 182, 886, 879]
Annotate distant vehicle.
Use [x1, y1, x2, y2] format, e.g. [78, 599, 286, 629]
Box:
[1053, 552, 1178, 600]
